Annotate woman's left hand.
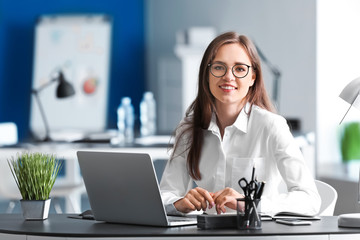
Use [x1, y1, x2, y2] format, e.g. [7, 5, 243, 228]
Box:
[213, 187, 244, 214]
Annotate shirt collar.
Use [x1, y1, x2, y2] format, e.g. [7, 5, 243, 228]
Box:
[208, 102, 250, 134]
[233, 102, 250, 133]
[208, 113, 219, 133]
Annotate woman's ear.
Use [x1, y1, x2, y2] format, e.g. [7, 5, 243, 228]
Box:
[250, 73, 256, 86]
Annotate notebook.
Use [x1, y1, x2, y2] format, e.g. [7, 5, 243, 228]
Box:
[77, 150, 197, 227]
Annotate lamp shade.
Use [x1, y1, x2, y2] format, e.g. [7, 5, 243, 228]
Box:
[56, 71, 75, 98]
[339, 77, 360, 110]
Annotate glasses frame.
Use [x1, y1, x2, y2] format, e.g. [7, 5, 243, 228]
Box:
[208, 62, 252, 79]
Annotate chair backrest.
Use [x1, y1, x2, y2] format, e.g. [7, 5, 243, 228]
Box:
[315, 180, 338, 216]
[0, 149, 22, 200]
[0, 122, 18, 146]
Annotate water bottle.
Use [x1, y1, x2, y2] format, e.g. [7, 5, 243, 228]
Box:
[117, 97, 134, 145]
[140, 92, 157, 137]
[116, 101, 126, 145]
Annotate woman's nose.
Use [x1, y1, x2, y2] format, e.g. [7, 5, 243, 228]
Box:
[223, 68, 235, 81]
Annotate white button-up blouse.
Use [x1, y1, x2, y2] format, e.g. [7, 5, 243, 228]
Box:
[160, 103, 321, 216]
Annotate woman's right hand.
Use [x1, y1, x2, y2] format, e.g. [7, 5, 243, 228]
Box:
[174, 187, 215, 213]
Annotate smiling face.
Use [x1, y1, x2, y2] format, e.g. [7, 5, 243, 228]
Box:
[209, 43, 255, 111]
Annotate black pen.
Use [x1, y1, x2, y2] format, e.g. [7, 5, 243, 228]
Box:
[251, 201, 261, 223]
[256, 181, 266, 199]
[254, 182, 261, 199]
[251, 164, 255, 182]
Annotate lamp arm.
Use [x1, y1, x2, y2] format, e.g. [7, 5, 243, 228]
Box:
[254, 42, 281, 108]
[31, 89, 52, 141]
[339, 103, 353, 125]
[339, 90, 360, 125]
[272, 74, 280, 107]
[255, 43, 281, 77]
[33, 77, 58, 93]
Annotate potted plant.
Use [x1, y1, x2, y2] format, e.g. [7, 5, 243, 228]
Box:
[340, 122, 360, 178]
[340, 122, 360, 161]
[8, 152, 62, 220]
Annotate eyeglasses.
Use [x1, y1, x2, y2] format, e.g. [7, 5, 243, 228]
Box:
[208, 62, 252, 78]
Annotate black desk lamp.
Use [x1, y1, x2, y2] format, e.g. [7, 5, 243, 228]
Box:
[254, 42, 281, 109]
[32, 70, 75, 141]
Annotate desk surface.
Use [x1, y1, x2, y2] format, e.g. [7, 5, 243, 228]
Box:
[1, 214, 360, 238]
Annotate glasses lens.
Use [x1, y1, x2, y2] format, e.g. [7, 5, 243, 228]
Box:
[232, 64, 249, 78]
[210, 63, 226, 77]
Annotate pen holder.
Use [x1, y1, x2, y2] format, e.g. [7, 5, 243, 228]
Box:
[236, 197, 261, 230]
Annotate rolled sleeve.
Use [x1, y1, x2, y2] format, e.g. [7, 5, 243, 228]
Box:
[160, 127, 193, 214]
[266, 116, 321, 215]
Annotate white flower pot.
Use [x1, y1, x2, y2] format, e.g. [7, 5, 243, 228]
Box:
[20, 198, 51, 220]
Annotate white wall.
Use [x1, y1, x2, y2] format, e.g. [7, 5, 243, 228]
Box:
[146, 0, 316, 134]
[316, 0, 360, 165]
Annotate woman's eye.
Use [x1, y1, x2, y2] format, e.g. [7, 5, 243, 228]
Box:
[235, 66, 246, 72]
[214, 65, 225, 71]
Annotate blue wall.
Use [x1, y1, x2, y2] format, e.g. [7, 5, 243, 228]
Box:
[0, 0, 145, 141]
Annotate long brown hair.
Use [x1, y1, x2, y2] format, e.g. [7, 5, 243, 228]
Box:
[172, 32, 275, 180]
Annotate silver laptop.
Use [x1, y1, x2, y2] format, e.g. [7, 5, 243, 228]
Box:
[77, 150, 197, 227]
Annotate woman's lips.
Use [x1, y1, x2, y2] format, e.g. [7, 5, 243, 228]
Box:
[219, 84, 237, 90]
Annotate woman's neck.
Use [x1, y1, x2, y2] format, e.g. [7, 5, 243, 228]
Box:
[215, 101, 245, 138]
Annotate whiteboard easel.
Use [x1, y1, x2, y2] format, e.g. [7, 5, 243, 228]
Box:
[30, 14, 112, 141]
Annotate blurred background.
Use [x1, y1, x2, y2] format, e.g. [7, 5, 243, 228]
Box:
[1, 0, 360, 215]
[0, 0, 317, 145]
[0, 0, 145, 140]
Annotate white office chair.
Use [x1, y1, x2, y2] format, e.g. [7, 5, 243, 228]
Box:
[315, 180, 338, 216]
[0, 149, 26, 213]
[0, 122, 18, 146]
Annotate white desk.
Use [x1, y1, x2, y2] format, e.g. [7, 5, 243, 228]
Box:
[0, 143, 170, 213]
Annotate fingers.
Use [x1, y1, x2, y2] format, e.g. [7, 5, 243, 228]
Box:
[178, 187, 215, 212]
[213, 187, 243, 214]
[174, 187, 215, 213]
[193, 187, 215, 210]
[186, 192, 204, 211]
[175, 187, 243, 214]
[214, 195, 230, 214]
[174, 198, 196, 213]
[213, 190, 226, 214]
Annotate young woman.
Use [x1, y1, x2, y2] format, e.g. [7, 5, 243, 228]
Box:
[160, 32, 320, 216]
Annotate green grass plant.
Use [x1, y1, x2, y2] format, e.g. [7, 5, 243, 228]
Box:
[8, 152, 62, 200]
[340, 122, 360, 162]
